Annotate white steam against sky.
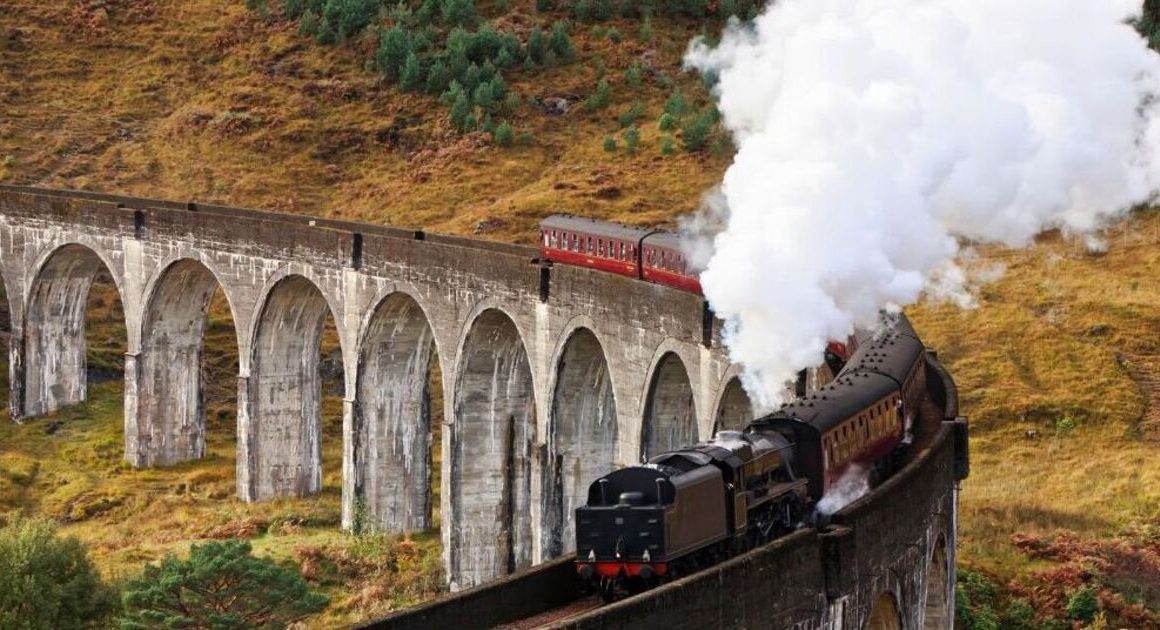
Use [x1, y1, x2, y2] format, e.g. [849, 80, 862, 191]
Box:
[685, 0, 1160, 407]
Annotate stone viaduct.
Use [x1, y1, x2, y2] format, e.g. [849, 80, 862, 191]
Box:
[0, 185, 765, 590]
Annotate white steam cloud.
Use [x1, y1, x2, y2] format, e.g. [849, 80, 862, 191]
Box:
[685, 0, 1160, 406]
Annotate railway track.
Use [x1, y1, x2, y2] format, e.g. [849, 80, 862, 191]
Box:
[492, 595, 603, 629]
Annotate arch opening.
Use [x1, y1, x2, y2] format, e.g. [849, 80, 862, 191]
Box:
[450, 309, 535, 589]
[641, 352, 696, 460]
[923, 537, 950, 629]
[356, 293, 442, 535]
[23, 245, 126, 417]
[544, 328, 617, 558]
[247, 275, 344, 500]
[868, 592, 903, 630]
[714, 376, 753, 433]
[135, 260, 239, 467]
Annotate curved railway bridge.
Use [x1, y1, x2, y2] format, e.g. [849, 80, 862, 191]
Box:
[0, 186, 967, 627]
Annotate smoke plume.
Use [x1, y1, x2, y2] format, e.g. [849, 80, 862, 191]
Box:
[685, 0, 1160, 406]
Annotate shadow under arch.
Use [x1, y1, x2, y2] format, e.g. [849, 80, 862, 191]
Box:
[543, 327, 617, 559]
[355, 291, 441, 534]
[714, 375, 753, 432]
[132, 258, 240, 467]
[641, 351, 697, 460]
[449, 308, 535, 589]
[924, 536, 950, 628]
[868, 591, 903, 630]
[244, 274, 344, 501]
[22, 243, 126, 417]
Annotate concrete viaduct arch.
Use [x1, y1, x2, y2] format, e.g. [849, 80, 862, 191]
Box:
[0, 187, 965, 622]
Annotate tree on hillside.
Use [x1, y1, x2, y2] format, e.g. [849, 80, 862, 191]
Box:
[117, 539, 327, 630]
[0, 519, 117, 629]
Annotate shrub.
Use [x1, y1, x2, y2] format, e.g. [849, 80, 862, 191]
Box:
[584, 79, 612, 111]
[680, 108, 715, 152]
[622, 125, 640, 153]
[617, 101, 645, 127]
[441, 0, 477, 25]
[638, 15, 653, 40]
[376, 25, 411, 80]
[400, 52, 425, 91]
[1066, 587, 1099, 623]
[593, 0, 615, 21]
[326, 0, 383, 42]
[603, 135, 617, 152]
[572, 0, 593, 21]
[663, 87, 689, 118]
[527, 26, 547, 64]
[493, 120, 515, 146]
[426, 59, 452, 93]
[118, 539, 327, 629]
[624, 61, 643, 88]
[549, 21, 574, 61]
[0, 519, 116, 629]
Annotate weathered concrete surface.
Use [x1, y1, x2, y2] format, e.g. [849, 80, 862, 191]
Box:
[0, 186, 763, 589]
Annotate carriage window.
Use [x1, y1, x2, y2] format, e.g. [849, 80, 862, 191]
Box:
[598, 240, 605, 256]
[587, 237, 594, 254]
[619, 242, 625, 259]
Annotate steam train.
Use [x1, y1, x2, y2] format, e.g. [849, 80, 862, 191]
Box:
[573, 314, 927, 601]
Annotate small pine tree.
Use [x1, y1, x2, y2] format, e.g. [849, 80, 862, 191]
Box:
[377, 25, 411, 81]
[622, 125, 640, 153]
[462, 62, 483, 91]
[535, 0, 554, 11]
[426, 59, 452, 94]
[680, 108, 715, 152]
[118, 540, 327, 629]
[400, 52, 425, 91]
[619, 0, 639, 18]
[390, 1, 415, 25]
[441, 0, 477, 25]
[572, 0, 593, 22]
[639, 15, 653, 41]
[493, 120, 515, 146]
[450, 91, 475, 131]
[500, 32, 523, 62]
[584, 78, 612, 111]
[473, 81, 495, 111]
[624, 62, 643, 88]
[417, 0, 440, 23]
[657, 112, 677, 131]
[495, 47, 515, 69]
[719, 0, 737, 17]
[593, 0, 614, 20]
[660, 135, 675, 155]
[603, 135, 617, 152]
[527, 26, 547, 64]
[606, 26, 622, 42]
[549, 21, 574, 61]
[617, 101, 644, 127]
[494, 0, 510, 11]
[664, 87, 689, 118]
[489, 75, 508, 101]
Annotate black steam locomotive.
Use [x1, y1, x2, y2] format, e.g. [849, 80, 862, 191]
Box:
[574, 314, 928, 601]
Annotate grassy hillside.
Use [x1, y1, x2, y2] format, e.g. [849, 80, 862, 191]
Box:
[2, 0, 1160, 627]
